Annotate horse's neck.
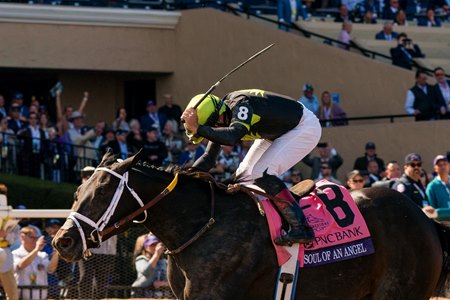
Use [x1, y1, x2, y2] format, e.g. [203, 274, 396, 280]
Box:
[138, 174, 212, 251]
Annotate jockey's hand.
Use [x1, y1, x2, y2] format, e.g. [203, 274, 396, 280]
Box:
[182, 108, 199, 135]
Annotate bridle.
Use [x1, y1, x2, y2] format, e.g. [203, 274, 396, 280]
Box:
[68, 166, 179, 258]
[67, 165, 218, 259]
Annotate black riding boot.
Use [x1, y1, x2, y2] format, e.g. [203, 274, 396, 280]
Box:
[272, 188, 315, 245]
[255, 173, 315, 246]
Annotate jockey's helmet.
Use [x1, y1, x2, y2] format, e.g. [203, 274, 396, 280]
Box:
[184, 94, 226, 144]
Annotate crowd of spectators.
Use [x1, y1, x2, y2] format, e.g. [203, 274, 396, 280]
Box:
[278, 0, 450, 26]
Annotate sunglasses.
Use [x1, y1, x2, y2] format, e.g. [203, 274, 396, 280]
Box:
[409, 163, 422, 168]
[352, 179, 364, 183]
[321, 166, 331, 169]
[435, 73, 445, 77]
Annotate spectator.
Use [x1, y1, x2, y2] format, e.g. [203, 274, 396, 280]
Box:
[298, 84, 320, 116]
[0, 95, 7, 118]
[337, 21, 353, 50]
[362, 9, 378, 23]
[142, 128, 168, 167]
[216, 145, 240, 180]
[302, 142, 343, 179]
[277, 0, 305, 31]
[375, 21, 399, 40]
[161, 121, 184, 165]
[373, 160, 401, 188]
[158, 94, 183, 129]
[316, 161, 342, 184]
[127, 118, 144, 151]
[393, 9, 408, 26]
[38, 112, 54, 138]
[105, 129, 136, 160]
[140, 100, 167, 135]
[433, 67, 450, 119]
[363, 0, 381, 19]
[383, 0, 400, 20]
[346, 170, 365, 190]
[90, 121, 107, 157]
[7, 105, 26, 134]
[11, 93, 29, 121]
[55, 90, 89, 136]
[335, 4, 353, 22]
[405, 70, 441, 121]
[112, 107, 130, 132]
[366, 160, 381, 186]
[131, 234, 168, 298]
[99, 128, 117, 157]
[426, 155, 450, 209]
[390, 33, 425, 70]
[353, 142, 385, 173]
[316, 91, 348, 127]
[178, 141, 204, 167]
[13, 226, 59, 300]
[0, 115, 18, 173]
[392, 153, 428, 207]
[42, 219, 74, 299]
[18, 112, 48, 178]
[0, 184, 19, 300]
[417, 8, 442, 27]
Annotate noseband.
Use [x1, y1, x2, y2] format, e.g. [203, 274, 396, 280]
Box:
[68, 166, 179, 258]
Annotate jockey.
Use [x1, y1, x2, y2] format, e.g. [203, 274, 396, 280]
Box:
[182, 89, 322, 245]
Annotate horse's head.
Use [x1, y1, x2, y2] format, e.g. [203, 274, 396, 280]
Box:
[53, 149, 143, 262]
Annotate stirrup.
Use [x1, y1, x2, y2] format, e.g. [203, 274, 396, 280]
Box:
[274, 229, 315, 246]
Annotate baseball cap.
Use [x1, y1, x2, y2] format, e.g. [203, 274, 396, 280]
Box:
[433, 155, 448, 166]
[365, 142, 376, 150]
[46, 219, 61, 227]
[146, 99, 156, 106]
[405, 153, 422, 164]
[144, 235, 159, 247]
[303, 84, 314, 92]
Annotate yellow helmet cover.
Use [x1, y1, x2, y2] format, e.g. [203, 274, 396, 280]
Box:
[184, 94, 225, 144]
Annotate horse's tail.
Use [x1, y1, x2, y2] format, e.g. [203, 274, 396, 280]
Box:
[432, 221, 450, 296]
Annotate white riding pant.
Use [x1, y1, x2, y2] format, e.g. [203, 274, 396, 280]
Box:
[236, 108, 321, 183]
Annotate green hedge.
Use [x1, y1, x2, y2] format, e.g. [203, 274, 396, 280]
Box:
[0, 173, 77, 209]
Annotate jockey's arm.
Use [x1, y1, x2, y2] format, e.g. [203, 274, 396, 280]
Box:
[192, 142, 221, 171]
[196, 123, 247, 146]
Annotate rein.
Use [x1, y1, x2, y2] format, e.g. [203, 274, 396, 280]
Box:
[70, 164, 222, 258]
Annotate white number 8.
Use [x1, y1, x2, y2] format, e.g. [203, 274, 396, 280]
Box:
[237, 106, 249, 120]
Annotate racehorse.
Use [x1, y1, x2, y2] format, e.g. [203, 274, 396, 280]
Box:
[53, 150, 450, 300]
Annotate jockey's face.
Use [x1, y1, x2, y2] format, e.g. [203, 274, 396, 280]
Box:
[215, 114, 227, 127]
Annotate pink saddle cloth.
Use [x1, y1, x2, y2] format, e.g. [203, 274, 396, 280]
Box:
[261, 179, 375, 268]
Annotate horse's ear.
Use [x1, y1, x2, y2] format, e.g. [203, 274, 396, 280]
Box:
[114, 149, 143, 174]
[130, 148, 144, 167]
[98, 148, 116, 167]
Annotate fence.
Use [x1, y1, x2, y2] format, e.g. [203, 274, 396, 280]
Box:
[0, 206, 176, 299]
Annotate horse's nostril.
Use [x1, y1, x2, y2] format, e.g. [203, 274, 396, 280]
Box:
[58, 237, 73, 249]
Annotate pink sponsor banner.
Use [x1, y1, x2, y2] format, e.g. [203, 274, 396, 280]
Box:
[262, 180, 375, 267]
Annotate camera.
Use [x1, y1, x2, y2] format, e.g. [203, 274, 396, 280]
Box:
[403, 38, 412, 45]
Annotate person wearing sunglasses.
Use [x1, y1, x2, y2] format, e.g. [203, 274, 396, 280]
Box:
[346, 170, 365, 191]
[392, 153, 429, 207]
[432, 67, 450, 120]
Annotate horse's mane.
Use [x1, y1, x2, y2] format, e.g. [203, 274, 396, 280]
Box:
[134, 160, 187, 176]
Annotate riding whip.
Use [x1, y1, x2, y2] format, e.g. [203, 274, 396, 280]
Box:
[182, 43, 274, 122]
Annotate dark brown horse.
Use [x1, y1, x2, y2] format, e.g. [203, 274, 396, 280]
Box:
[53, 150, 450, 299]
